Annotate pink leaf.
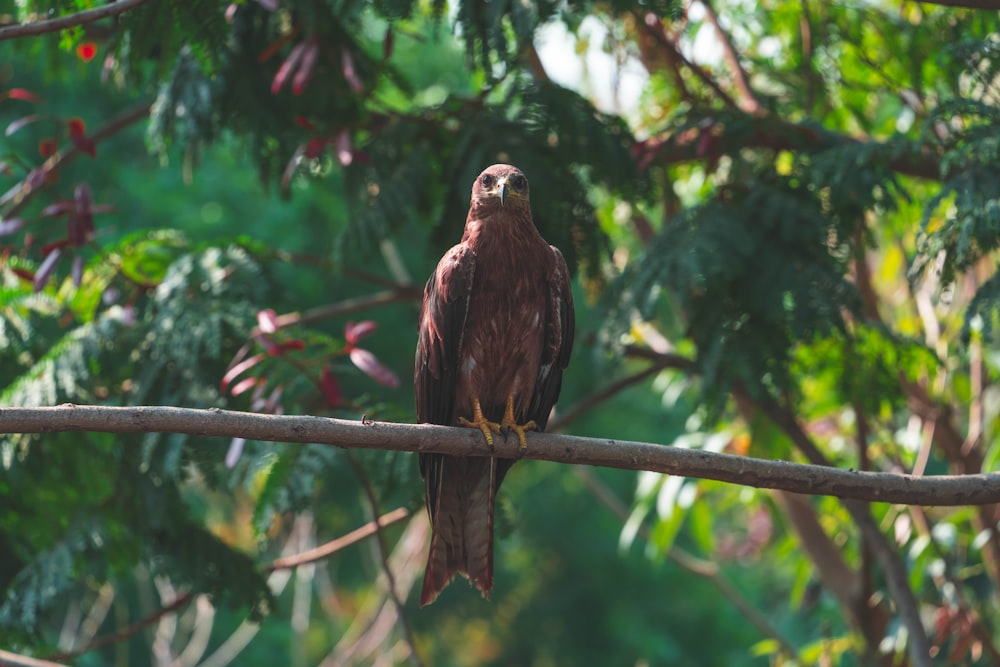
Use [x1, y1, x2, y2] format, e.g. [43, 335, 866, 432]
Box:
[344, 320, 377, 345]
[221, 352, 266, 390]
[272, 42, 306, 95]
[292, 40, 319, 95]
[5, 88, 40, 103]
[225, 438, 245, 467]
[349, 347, 400, 388]
[257, 308, 279, 333]
[335, 129, 352, 166]
[5, 114, 40, 137]
[71, 255, 83, 287]
[231, 376, 260, 396]
[341, 48, 364, 93]
[319, 366, 342, 407]
[41, 201, 74, 217]
[34, 247, 61, 292]
[0, 218, 24, 236]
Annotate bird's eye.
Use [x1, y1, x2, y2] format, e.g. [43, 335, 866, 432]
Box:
[511, 174, 527, 191]
[480, 174, 494, 188]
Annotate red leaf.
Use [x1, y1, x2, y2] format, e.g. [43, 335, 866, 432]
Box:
[294, 116, 316, 131]
[344, 320, 376, 345]
[6, 114, 41, 137]
[38, 138, 57, 157]
[303, 137, 326, 159]
[230, 376, 260, 397]
[341, 48, 364, 93]
[34, 248, 61, 292]
[4, 88, 40, 103]
[68, 118, 86, 137]
[271, 339, 305, 355]
[349, 347, 400, 388]
[76, 42, 98, 62]
[11, 267, 34, 282]
[40, 239, 69, 255]
[383, 27, 394, 60]
[272, 42, 306, 95]
[0, 218, 24, 236]
[292, 41, 319, 96]
[221, 352, 266, 390]
[319, 366, 342, 407]
[257, 308, 279, 333]
[68, 121, 96, 157]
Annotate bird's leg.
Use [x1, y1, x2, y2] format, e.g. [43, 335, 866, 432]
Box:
[500, 394, 536, 454]
[459, 398, 502, 450]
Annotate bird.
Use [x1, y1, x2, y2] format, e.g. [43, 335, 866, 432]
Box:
[414, 163, 575, 606]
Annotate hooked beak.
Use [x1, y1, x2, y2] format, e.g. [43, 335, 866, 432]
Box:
[496, 177, 509, 206]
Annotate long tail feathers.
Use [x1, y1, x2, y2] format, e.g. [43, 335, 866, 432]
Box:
[419, 455, 503, 606]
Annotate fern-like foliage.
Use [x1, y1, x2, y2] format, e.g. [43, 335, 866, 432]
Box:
[0, 235, 279, 645]
[608, 173, 860, 404]
[919, 36, 1000, 340]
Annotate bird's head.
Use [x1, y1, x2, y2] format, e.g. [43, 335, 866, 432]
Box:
[470, 164, 530, 214]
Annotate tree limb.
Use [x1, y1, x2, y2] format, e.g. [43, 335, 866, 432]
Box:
[699, 0, 763, 115]
[3, 404, 1000, 506]
[0, 0, 155, 41]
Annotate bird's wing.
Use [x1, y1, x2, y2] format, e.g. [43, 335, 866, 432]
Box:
[415, 243, 476, 427]
[529, 245, 575, 429]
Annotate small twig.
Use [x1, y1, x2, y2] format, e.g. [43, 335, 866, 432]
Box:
[273, 288, 420, 329]
[1, 101, 153, 218]
[47, 593, 194, 662]
[344, 455, 424, 667]
[0, 0, 155, 40]
[0, 650, 71, 667]
[547, 354, 693, 432]
[750, 393, 933, 667]
[574, 467, 802, 661]
[47, 508, 409, 663]
[635, 11, 740, 110]
[913, 0, 1000, 8]
[699, 0, 763, 115]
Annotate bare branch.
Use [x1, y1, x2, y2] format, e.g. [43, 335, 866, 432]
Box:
[699, 0, 763, 115]
[1, 102, 152, 217]
[0, 0, 154, 40]
[914, 0, 1000, 8]
[3, 404, 1000, 506]
[48, 507, 410, 663]
[0, 650, 70, 667]
[345, 455, 424, 667]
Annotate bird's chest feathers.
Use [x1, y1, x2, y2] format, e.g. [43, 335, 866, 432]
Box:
[459, 220, 549, 406]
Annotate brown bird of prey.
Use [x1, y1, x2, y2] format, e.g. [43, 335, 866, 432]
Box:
[415, 163, 575, 606]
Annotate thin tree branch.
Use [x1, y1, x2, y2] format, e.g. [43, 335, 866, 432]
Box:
[0, 0, 154, 41]
[748, 394, 933, 667]
[1, 101, 153, 217]
[344, 454, 424, 667]
[4, 404, 1000, 506]
[0, 650, 71, 667]
[48, 508, 410, 663]
[574, 467, 802, 662]
[914, 0, 1000, 8]
[699, 0, 763, 115]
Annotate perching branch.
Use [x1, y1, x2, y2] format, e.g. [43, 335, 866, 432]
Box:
[0, 0, 155, 41]
[4, 404, 1000, 506]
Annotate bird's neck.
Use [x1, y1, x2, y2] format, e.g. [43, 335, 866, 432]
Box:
[461, 212, 541, 250]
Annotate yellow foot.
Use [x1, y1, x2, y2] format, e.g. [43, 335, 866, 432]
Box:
[459, 399, 501, 450]
[499, 395, 536, 454]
